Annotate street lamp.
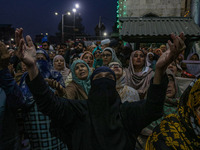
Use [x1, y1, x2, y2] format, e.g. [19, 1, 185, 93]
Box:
[60, 12, 71, 43]
[75, 4, 80, 9]
[103, 32, 107, 37]
[72, 8, 77, 40]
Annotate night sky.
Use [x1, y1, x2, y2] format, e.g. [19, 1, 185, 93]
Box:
[0, 0, 117, 39]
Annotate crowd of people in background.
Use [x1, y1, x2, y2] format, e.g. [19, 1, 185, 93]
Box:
[0, 28, 200, 150]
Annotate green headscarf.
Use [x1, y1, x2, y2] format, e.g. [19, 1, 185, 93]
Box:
[70, 59, 92, 95]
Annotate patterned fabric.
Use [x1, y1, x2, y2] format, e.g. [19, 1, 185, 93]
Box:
[24, 103, 67, 150]
[116, 70, 140, 103]
[146, 77, 200, 150]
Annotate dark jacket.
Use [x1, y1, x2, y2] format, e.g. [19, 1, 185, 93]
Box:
[26, 72, 168, 150]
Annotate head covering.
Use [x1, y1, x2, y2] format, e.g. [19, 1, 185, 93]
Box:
[102, 47, 121, 65]
[70, 59, 91, 95]
[90, 66, 116, 81]
[92, 46, 103, 68]
[187, 52, 200, 60]
[146, 77, 200, 150]
[88, 66, 131, 149]
[125, 50, 153, 97]
[53, 55, 70, 81]
[146, 52, 154, 67]
[36, 49, 50, 62]
[101, 39, 110, 45]
[154, 48, 163, 56]
[80, 51, 94, 67]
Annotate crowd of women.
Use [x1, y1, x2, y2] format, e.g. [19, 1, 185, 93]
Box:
[0, 29, 200, 150]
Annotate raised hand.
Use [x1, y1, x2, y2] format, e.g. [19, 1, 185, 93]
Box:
[15, 28, 38, 80]
[15, 29, 37, 68]
[154, 33, 186, 84]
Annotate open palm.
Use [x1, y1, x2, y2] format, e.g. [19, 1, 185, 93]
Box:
[156, 33, 186, 71]
[15, 28, 36, 68]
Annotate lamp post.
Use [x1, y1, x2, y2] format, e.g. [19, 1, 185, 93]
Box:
[55, 12, 71, 43]
[55, 3, 79, 42]
[72, 8, 76, 40]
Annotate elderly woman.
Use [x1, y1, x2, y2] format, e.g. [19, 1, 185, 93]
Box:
[109, 62, 140, 103]
[146, 77, 200, 150]
[80, 51, 94, 72]
[64, 59, 91, 100]
[102, 47, 121, 66]
[53, 55, 70, 82]
[125, 50, 154, 99]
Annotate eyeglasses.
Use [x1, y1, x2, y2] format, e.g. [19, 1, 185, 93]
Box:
[109, 64, 122, 68]
[102, 54, 111, 57]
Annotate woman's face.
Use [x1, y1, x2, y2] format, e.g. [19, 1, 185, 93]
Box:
[54, 57, 65, 71]
[75, 63, 89, 80]
[109, 63, 123, 80]
[148, 54, 154, 61]
[166, 75, 176, 98]
[82, 53, 93, 67]
[102, 50, 112, 66]
[36, 53, 46, 60]
[94, 50, 102, 59]
[132, 51, 145, 68]
[190, 54, 199, 61]
[167, 62, 177, 75]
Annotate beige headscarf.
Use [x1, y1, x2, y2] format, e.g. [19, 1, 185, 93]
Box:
[125, 50, 154, 99]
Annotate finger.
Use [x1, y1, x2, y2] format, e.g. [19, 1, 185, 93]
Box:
[56, 82, 60, 89]
[53, 80, 57, 88]
[179, 32, 186, 41]
[18, 39, 25, 59]
[26, 35, 34, 48]
[177, 37, 186, 51]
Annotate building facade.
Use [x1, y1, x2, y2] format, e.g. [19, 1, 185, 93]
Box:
[117, 0, 192, 28]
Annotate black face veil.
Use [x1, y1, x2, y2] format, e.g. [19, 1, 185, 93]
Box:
[88, 67, 130, 149]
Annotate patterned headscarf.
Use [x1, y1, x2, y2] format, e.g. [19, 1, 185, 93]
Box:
[70, 59, 92, 95]
[146, 77, 200, 150]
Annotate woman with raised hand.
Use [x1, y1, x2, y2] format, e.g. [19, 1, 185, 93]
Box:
[15, 27, 186, 150]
